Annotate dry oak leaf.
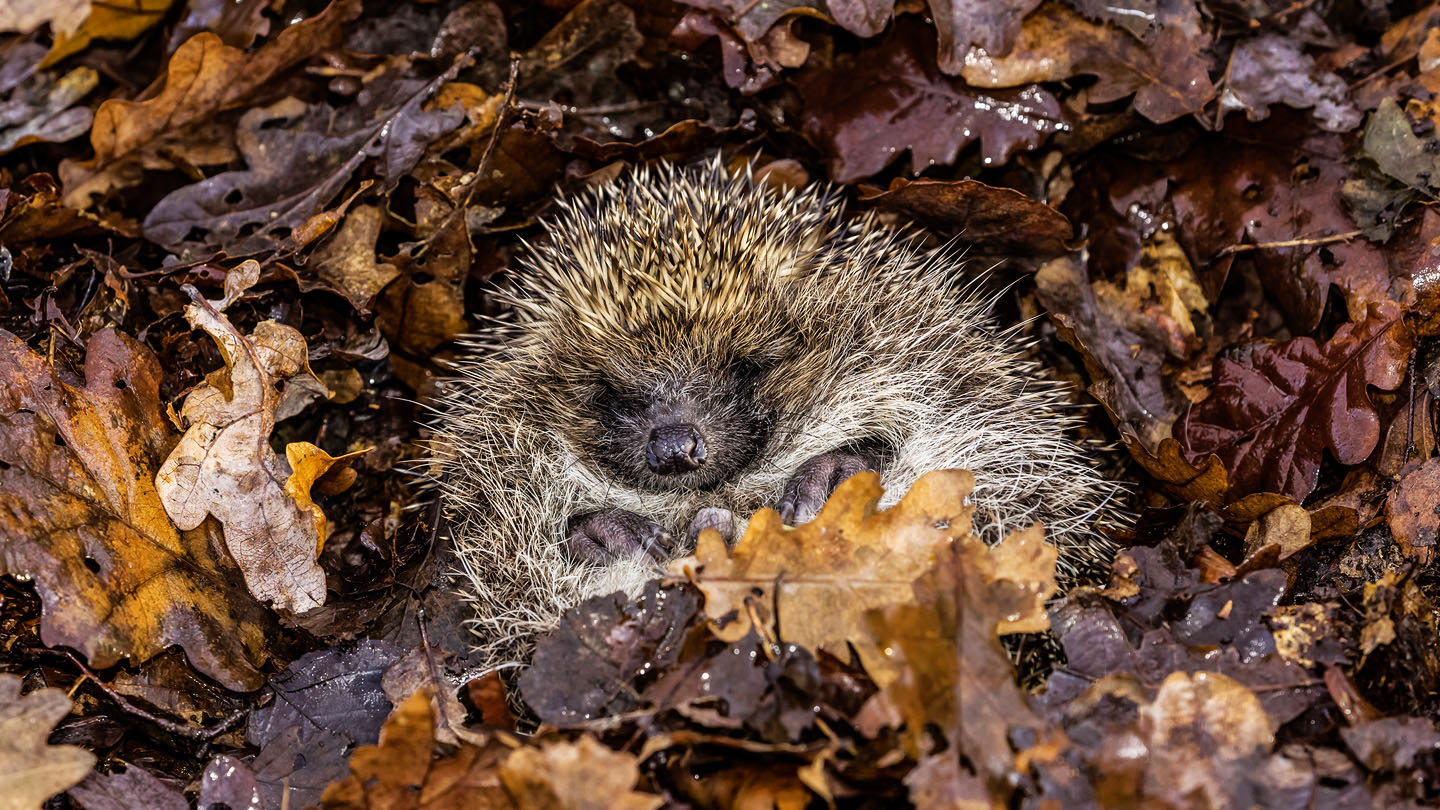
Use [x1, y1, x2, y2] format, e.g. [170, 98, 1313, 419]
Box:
[0, 58, 98, 156]
[0, 675, 95, 810]
[960, 2, 1214, 124]
[1177, 302, 1412, 503]
[500, 736, 663, 810]
[320, 689, 513, 810]
[0, 328, 272, 691]
[857, 523, 1052, 793]
[58, 0, 360, 210]
[673, 469, 1035, 685]
[156, 269, 330, 613]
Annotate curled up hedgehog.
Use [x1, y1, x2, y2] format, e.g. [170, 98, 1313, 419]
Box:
[429, 159, 1116, 668]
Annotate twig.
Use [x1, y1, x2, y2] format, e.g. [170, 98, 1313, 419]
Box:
[462, 54, 521, 210]
[56, 650, 246, 743]
[1214, 230, 1362, 258]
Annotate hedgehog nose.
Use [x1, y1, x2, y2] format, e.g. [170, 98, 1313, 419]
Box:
[646, 424, 707, 475]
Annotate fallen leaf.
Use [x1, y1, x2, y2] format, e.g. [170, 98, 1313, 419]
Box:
[197, 755, 263, 810]
[859, 522, 1051, 788]
[1386, 456, 1440, 563]
[794, 17, 1063, 182]
[959, 2, 1214, 124]
[59, 0, 361, 211]
[247, 640, 405, 749]
[0, 328, 273, 690]
[155, 267, 330, 613]
[41, 0, 174, 68]
[143, 62, 464, 260]
[0, 55, 97, 155]
[1219, 34, 1361, 132]
[1177, 302, 1412, 502]
[320, 689, 513, 810]
[0, 674, 96, 810]
[1363, 96, 1440, 194]
[500, 736, 663, 810]
[304, 205, 401, 312]
[68, 766, 188, 810]
[859, 177, 1075, 258]
[671, 469, 968, 680]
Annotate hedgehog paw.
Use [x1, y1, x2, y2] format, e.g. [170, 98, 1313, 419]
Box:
[686, 507, 735, 547]
[566, 509, 672, 564]
[778, 450, 877, 526]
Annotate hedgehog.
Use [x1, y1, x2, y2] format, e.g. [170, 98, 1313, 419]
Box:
[429, 159, 1116, 668]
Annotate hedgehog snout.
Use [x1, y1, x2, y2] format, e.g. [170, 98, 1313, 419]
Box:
[646, 424, 707, 475]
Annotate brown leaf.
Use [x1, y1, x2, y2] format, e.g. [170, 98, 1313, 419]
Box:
[155, 266, 330, 613]
[40, 0, 174, 67]
[859, 524, 1051, 789]
[859, 177, 1075, 259]
[1219, 34, 1361, 132]
[794, 17, 1063, 182]
[0, 674, 95, 810]
[143, 62, 464, 260]
[1177, 302, 1412, 502]
[500, 736, 663, 810]
[0, 328, 273, 690]
[1385, 456, 1440, 564]
[670, 469, 973, 681]
[959, 2, 1214, 124]
[320, 689, 513, 810]
[59, 0, 361, 211]
[304, 205, 401, 313]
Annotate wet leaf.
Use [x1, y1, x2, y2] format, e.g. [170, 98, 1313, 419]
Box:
[1363, 96, 1440, 193]
[155, 265, 330, 613]
[1177, 302, 1412, 502]
[0, 328, 273, 690]
[959, 2, 1214, 124]
[0, 674, 95, 810]
[795, 18, 1063, 182]
[197, 755, 263, 810]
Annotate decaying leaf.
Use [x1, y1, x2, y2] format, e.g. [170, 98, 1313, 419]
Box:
[320, 689, 512, 810]
[0, 674, 95, 810]
[1219, 34, 1361, 132]
[500, 736, 662, 810]
[1178, 302, 1411, 502]
[0, 328, 273, 690]
[155, 264, 331, 613]
[68, 765, 189, 810]
[1363, 96, 1440, 194]
[305, 205, 401, 312]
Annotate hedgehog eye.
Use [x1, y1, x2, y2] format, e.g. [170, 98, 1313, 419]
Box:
[732, 356, 773, 380]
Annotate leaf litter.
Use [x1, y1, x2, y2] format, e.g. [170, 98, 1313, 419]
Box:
[0, 1, 1438, 809]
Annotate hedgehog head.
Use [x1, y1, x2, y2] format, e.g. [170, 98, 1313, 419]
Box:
[507, 161, 848, 492]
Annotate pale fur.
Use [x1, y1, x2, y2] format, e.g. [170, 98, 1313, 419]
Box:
[429, 159, 1115, 668]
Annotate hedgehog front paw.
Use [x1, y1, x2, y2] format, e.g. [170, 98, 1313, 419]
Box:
[566, 508, 673, 564]
[777, 450, 877, 526]
[686, 506, 735, 547]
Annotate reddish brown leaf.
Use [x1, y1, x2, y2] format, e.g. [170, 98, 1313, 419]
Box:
[859, 177, 1074, 258]
[959, 2, 1214, 124]
[1386, 456, 1440, 564]
[1177, 302, 1412, 502]
[795, 17, 1063, 182]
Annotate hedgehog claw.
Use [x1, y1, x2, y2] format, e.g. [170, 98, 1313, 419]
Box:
[778, 450, 877, 526]
[566, 508, 672, 565]
[686, 507, 735, 547]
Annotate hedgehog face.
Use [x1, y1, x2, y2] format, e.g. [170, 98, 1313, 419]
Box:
[555, 315, 809, 494]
